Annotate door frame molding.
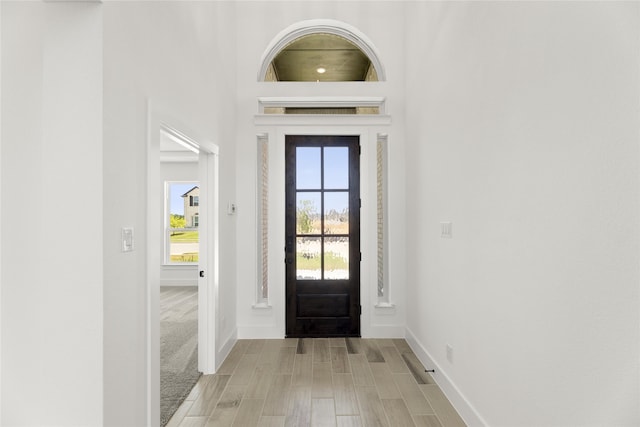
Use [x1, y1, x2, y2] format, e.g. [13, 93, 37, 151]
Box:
[249, 116, 392, 339]
[146, 102, 219, 426]
[197, 145, 219, 375]
[257, 96, 388, 115]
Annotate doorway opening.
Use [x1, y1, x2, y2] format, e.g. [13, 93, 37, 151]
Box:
[285, 135, 361, 337]
[148, 118, 219, 427]
[159, 130, 200, 426]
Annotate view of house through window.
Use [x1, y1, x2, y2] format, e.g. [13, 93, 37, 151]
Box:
[166, 182, 199, 264]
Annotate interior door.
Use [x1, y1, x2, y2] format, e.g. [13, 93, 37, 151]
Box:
[285, 135, 361, 337]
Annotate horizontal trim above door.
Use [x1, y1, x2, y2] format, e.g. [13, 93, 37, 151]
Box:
[258, 96, 386, 113]
[254, 114, 391, 126]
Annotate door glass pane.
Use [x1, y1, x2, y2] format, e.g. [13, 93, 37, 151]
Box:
[297, 192, 321, 234]
[297, 237, 321, 280]
[324, 192, 349, 235]
[324, 147, 349, 189]
[324, 237, 349, 280]
[297, 147, 321, 189]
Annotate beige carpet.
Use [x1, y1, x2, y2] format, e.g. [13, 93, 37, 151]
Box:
[160, 286, 200, 426]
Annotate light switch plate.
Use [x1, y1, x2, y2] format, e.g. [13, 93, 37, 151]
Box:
[441, 222, 452, 238]
[122, 227, 134, 252]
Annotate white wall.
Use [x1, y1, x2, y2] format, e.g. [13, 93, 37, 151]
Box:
[233, 1, 408, 339]
[160, 162, 198, 286]
[404, 2, 639, 425]
[103, 2, 236, 425]
[2, 2, 637, 426]
[1, 2, 103, 425]
[0, 2, 3, 422]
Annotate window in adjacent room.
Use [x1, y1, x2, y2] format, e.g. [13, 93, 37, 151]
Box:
[165, 182, 199, 264]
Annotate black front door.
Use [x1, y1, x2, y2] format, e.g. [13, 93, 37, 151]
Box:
[285, 135, 361, 337]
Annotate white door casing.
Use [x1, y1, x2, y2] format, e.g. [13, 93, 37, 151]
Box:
[198, 147, 219, 374]
[147, 103, 219, 425]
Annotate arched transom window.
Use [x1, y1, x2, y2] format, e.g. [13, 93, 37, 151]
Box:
[266, 33, 378, 82]
[259, 19, 386, 83]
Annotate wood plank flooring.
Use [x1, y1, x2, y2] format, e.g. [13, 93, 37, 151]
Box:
[167, 338, 466, 427]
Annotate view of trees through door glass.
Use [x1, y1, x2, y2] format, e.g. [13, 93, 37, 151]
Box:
[296, 146, 350, 280]
[166, 182, 199, 263]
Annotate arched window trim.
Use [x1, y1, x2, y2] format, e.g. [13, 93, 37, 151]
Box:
[258, 19, 387, 82]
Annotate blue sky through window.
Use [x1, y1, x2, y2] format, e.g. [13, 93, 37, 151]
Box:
[296, 146, 349, 212]
[169, 182, 197, 215]
[323, 147, 348, 189]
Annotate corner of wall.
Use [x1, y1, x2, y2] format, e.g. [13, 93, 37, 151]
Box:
[216, 328, 238, 372]
[405, 327, 487, 427]
[0, 0, 3, 419]
[0, 0, 3, 422]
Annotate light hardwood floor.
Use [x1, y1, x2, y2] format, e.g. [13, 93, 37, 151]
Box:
[167, 338, 466, 427]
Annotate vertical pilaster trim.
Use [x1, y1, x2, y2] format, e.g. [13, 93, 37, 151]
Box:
[376, 134, 389, 303]
[256, 134, 270, 306]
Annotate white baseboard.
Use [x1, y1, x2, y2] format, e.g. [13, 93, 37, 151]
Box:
[405, 327, 488, 427]
[160, 280, 197, 287]
[237, 325, 406, 339]
[216, 328, 237, 372]
[365, 324, 406, 338]
[237, 325, 284, 339]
